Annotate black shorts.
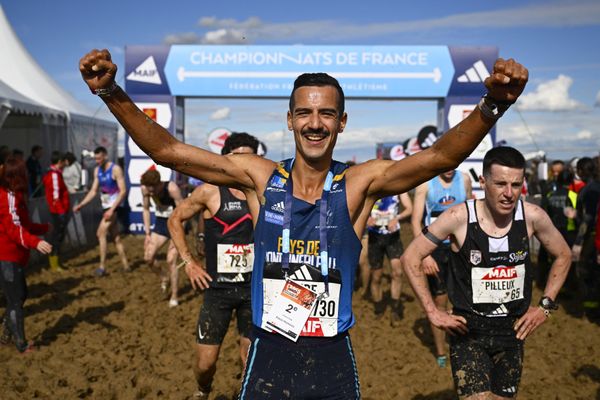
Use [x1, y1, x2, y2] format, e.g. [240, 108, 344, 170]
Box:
[427, 243, 450, 296]
[449, 319, 524, 398]
[367, 231, 404, 269]
[196, 286, 252, 345]
[153, 217, 171, 238]
[239, 327, 361, 399]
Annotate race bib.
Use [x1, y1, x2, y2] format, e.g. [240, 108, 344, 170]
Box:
[262, 263, 340, 337]
[100, 192, 118, 209]
[217, 244, 254, 274]
[471, 264, 525, 304]
[263, 279, 318, 342]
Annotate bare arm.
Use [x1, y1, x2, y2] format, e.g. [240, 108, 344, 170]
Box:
[513, 202, 571, 340]
[463, 172, 473, 199]
[111, 165, 127, 211]
[411, 183, 428, 237]
[401, 205, 468, 334]
[78, 49, 274, 190]
[141, 186, 151, 236]
[366, 59, 528, 198]
[74, 168, 99, 211]
[397, 192, 413, 221]
[167, 186, 213, 290]
[168, 181, 184, 206]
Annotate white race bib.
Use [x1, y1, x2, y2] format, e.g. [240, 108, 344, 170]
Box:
[471, 264, 525, 304]
[263, 279, 318, 342]
[100, 192, 118, 209]
[262, 266, 340, 337]
[217, 244, 254, 274]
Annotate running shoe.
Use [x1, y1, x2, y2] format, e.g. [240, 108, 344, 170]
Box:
[374, 300, 386, 318]
[193, 388, 209, 399]
[169, 299, 179, 308]
[436, 355, 447, 368]
[17, 340, 37, 354]
[94, 267, 107, 277]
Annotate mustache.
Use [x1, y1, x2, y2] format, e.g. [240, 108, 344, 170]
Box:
[301, 129, 330, 136]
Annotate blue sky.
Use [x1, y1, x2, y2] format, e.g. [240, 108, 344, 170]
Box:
[3, 0, 600, 162]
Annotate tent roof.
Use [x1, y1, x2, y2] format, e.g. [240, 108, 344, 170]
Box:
[0, 5, 110, 121]
[0, 79, 66, 118]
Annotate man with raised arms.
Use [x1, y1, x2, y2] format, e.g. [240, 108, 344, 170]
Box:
[402, 147, 571, 399]
[80, 48, 527, 399]
[167, 132, 259, 399]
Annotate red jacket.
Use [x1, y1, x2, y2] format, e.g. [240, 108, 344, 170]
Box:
[43, 166, 70, 214]
[0, 187, 49, 265]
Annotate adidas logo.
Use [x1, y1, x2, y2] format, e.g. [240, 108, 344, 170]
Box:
[271, 201, 285, 213]
[457, 60, 490, 83]
[289, 265, 315, 281]
[489, 304, 509, 317]
[127, 56, 162, 85]
[502, 386, 517, 394]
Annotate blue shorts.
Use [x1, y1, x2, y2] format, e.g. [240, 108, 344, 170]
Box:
[239, 327, 361, 399]
[153, 217, 170, 238]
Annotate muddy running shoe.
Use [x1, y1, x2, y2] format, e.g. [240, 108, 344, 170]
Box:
[94, 267, 107, 277]
[17, 340, 37, 354]
[169, 299, 179, 308]
[390, 302, 404, 327]
[374, 300, 386, 319]
[193, 387, 210, 399]
[436, 355, 447, 368]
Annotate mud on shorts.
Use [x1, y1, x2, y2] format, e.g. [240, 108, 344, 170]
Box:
[153, 217, 171, 239]
[367, 231, 403, 270]
[239, 327, 361, 399]
[427, 243, 450, 296]
[449, 315, 524, 398]
[196, 286, 252, 345]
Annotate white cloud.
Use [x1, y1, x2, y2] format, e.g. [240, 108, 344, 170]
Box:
[264, 130, 285, 141]
[163, 1, 600, 44]
[516, 75, 585, 111]
[577, 129, 592, 139]
[497, 110, 600, 160]
[210, 107, 231, 120]
[163, 32, 202, 45]
[596, 90, 600, 107]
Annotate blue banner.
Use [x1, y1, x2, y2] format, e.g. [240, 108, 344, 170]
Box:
[163, 45, 455, 98]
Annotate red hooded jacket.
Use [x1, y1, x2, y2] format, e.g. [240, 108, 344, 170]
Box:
[0, 187, 49, 265]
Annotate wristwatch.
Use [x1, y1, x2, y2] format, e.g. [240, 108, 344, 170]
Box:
[538, 296, 558, 317]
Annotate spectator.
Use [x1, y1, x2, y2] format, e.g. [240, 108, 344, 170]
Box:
[26, 145, 44, 197]
[61, 152, 82, 193]
[0, 156, 52, 353]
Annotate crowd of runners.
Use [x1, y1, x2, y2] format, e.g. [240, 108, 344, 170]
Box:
[0, 48, 599, 399]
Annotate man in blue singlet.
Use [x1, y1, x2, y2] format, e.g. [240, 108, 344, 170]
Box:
[73, 146, 129, 276]
[80, 48, 528, 399]
[402, 147, 571, 399]
[140, 168, 183, 307]
[411, 169, 471, 367]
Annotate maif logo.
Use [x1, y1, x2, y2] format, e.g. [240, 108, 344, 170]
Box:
[127, 56, 162, 85]
[456, 60, 490, 83]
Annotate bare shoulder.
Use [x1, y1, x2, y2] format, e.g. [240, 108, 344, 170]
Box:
[230, 153, 277, 187]
[345, 159, 393, 194]
[443, 202, 468, 224]
[523, 200, 551, 228]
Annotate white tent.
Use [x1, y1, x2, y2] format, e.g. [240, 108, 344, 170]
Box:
[0, 5, 117, 164]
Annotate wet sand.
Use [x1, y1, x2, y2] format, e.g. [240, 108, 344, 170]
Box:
[1, 233, 599, 400]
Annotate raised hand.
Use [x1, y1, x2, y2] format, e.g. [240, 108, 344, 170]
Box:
[484, 58, 529, 104]
[79, 49, 118, 92]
